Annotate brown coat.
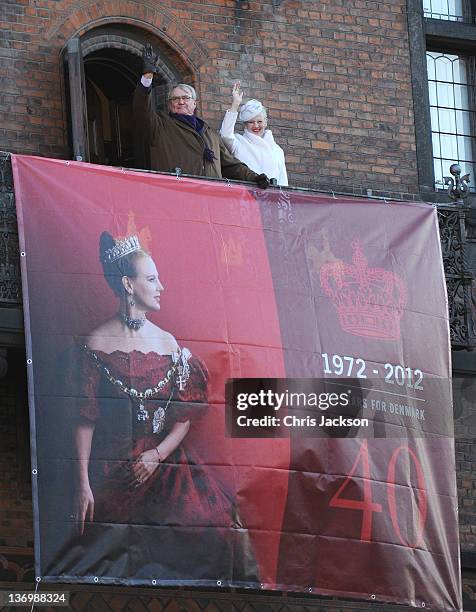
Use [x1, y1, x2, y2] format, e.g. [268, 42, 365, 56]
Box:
[133, 84, 260, 182]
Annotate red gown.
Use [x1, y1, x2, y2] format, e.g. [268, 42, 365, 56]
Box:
[74, 345, 258, 585]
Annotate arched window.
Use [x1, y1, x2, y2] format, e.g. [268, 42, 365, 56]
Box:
[63, 25, 191, 168]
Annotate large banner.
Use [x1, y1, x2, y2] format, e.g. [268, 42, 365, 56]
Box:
[13, 154, 461, 610]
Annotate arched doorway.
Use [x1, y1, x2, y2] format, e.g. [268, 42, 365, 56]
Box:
[84, 47, 139, 167]
[64, 25, 191, 168]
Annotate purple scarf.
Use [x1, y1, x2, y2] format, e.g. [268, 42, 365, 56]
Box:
[171, 113, 204, 134]
[170, 113, 217, 163]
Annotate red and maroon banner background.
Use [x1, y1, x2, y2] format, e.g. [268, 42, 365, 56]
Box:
[12, 154, 461, 610]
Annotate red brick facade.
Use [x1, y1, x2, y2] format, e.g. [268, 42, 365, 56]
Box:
[0, 0, 418, 196]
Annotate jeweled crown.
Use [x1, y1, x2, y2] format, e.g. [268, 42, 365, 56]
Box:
[320, 240, 407, 340]
[102, 235, 141, 263]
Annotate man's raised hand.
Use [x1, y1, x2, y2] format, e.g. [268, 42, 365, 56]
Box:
[142, 43, 159, 76]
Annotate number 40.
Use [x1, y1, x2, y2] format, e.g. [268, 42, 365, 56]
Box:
[329, 441, 428, 548]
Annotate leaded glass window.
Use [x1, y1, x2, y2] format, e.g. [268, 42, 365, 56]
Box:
[423, 0, 470, 21]
[427, 52, 476, 189]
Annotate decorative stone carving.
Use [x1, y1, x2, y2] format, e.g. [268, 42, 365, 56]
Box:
[0, 152, 21, 305]
[438, 204, 476, 349]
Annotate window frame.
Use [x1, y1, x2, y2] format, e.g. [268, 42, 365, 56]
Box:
[427, 51, 476, 189]
[423, 0, 472, 22]
[407, 0, 476, 201]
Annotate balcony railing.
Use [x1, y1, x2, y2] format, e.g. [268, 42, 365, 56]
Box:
[1, 151, 476, 350]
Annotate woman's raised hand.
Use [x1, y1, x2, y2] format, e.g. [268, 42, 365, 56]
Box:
[231, 81, 243, 111]
[75, 483, 94, 536]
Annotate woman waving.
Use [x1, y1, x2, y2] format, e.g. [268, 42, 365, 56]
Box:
[220, 82, 288, 186]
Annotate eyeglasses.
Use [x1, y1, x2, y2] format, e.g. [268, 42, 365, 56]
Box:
[169, 95, 193, 102]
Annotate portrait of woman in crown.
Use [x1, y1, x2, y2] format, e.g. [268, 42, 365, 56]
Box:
[63, 231, 258, 584]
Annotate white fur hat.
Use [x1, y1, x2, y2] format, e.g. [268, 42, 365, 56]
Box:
[239, 99, 264, 122]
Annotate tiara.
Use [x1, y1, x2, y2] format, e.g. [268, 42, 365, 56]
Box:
[102, 235, 141, 263]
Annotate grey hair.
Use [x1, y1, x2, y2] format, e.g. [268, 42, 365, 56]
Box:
[168, 83, 197, 101]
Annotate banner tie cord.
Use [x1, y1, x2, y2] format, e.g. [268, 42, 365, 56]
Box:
[30, 577, 40, 612]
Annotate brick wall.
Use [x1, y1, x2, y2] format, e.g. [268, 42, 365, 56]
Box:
[0, 0, 418, 197]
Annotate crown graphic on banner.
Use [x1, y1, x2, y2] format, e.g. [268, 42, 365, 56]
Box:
[320, 240, 407, 340]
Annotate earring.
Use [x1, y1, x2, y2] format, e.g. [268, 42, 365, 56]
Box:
[129, 292, 135, 307]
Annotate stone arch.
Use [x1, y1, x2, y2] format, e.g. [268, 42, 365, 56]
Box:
[80, 35, 180, 85]
[46, 0, 209, 75]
